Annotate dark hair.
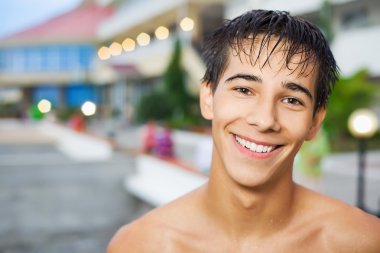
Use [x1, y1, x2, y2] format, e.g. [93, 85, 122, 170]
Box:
[201, 9, 339, 113]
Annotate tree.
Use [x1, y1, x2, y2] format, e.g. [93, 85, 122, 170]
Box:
[324, 69, 378, 144]
[136, 91, 174, 122]
[319, 0, 334, 43]
[135, 38, 204, 128]
[162, 38, 192, 118]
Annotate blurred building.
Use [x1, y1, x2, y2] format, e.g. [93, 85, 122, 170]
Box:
[95, 0, 224, 121]
[225, 0, 380, 80]
[0, 1, 114, 118]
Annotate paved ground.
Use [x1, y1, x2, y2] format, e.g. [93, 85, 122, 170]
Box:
[0, 121, 152, 253]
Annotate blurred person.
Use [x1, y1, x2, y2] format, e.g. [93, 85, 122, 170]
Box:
[141, 120, 157, 154]
[108, 10, 380, 252]
[70, 111, 85, 132]
[154, 126, 174, 158]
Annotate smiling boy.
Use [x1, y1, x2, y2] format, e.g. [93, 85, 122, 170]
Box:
[108, 10, 380, 253]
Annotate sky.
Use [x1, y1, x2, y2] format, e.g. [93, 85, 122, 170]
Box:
[0, 0, 82, 38]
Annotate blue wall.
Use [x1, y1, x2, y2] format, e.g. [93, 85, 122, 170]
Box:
[33, 86, 60, 106]
[66, 84, 99, 107]
[32, 84, 100, 108]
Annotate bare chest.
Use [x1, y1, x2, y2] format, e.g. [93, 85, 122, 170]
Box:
[169, 228, 331, 253]
[174, 240, 330, 253]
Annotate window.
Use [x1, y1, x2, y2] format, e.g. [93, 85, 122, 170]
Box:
[26, 47, 42, 72]
[46, 46, 60, 71]
[11, 48, 25, 73]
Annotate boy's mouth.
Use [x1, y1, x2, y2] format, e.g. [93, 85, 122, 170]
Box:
[234, 135, 280, 153]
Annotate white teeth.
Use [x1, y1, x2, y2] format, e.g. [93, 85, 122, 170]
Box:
[248, 143, 255, 151]
[235, 136, 275, 153]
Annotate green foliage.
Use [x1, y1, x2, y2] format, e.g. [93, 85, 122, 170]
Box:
[55, 107, 78, 122]
[162, 38, 193, 117]
[324, 69, 378, 141]
[136, 38, 203, 127]
[0, 103, 20, 118]
[319, 0, 334, 43]
[28, 104, 44, 120]
[135, 91, 174, 122]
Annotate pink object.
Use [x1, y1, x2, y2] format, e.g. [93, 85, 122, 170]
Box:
[142, 122, 156, 154]
[155, 128, 174, 158]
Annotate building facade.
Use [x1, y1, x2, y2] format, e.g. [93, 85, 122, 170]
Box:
[95, 0, 225, 122]
[0, 2, 114, 118]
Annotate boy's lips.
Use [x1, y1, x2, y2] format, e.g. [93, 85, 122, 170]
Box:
[233, 134, 282, 154]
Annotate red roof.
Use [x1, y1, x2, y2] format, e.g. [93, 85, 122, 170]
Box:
[1, 3, 113, 44]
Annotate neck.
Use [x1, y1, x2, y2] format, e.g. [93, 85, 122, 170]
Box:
[203, 163, 298, 240]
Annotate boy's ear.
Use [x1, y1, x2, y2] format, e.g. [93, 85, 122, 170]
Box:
[305, 108, 326, 141]
[199, 82, 214, 120]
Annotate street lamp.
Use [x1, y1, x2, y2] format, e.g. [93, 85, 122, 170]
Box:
[348, 108, 379, 211]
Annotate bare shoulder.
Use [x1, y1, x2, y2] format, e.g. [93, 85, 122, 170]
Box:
[299, 187, 380, 253]
[107, 214, 171, 253]
[107, 221, 143, 253]
[107, 188, 204, 253]
[324, 204, 380, 253]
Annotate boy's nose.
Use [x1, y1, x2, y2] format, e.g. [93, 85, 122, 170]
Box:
[245, 102, 280, 132]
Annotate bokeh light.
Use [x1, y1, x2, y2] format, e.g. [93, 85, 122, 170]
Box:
[136, 32, 150, 46]
[37, 99, 52, 114]
[155, 26, 169, 40]
[180, 17, 194, 31]
[81, 101, 97, 116]
[122, 38, 136, 52]
[348, 109, 379, 138]
[109, 42, 123, 56]
[97, 46, 111, 60]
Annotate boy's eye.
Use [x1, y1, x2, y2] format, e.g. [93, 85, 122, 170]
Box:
[234, 87, 252, 95]
[283, 97, 303, 106]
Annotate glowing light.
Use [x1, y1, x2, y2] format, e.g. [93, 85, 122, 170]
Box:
[155, 26, 169, 40]
[109, 42, 123, 56]
[136, 32, 150, 46]
[180, 17, 194, 32]
[81, 101, 97, 116]
[348, 109, 379, 138]
[122, 38, 136, 52]
[37, 99, 52, 114]
[98, 46, 111, 60]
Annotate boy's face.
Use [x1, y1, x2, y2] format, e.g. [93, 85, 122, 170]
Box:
[200, 40, 326, 188]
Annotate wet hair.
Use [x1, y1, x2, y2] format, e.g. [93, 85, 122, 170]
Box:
[201, 9, 339, 113]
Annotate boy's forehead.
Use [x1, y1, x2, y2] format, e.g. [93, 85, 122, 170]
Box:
[229, 36, 318, 79]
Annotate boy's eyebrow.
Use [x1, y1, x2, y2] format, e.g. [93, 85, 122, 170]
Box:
[283, 82, 313, 101]
[225, 73, 313, 101]
[225, 73, 263, 83]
